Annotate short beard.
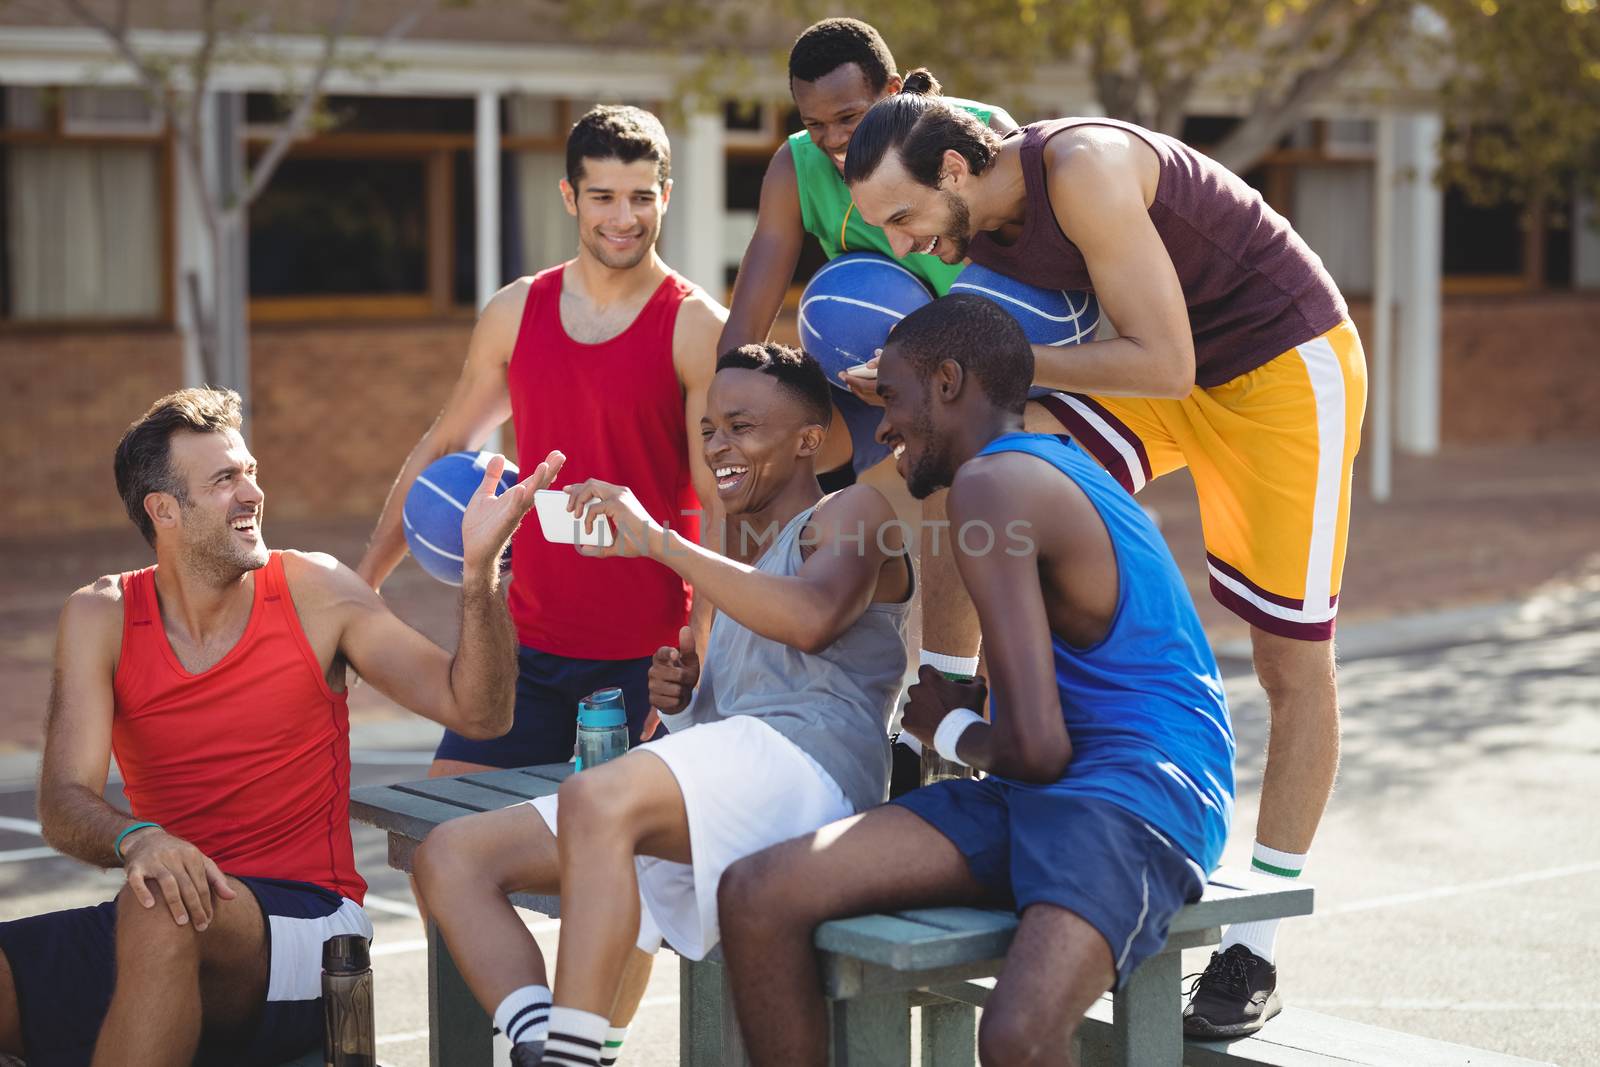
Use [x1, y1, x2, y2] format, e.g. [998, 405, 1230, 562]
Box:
[903, 402, 954, 500]
[940, 191, 973, 261]
[182, 501, 268, 581]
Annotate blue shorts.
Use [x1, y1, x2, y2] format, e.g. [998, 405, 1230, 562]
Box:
[833, 391, 892, 475]
[435, 644, 654, 767]
[0, 875, 371, 1067]
[893, 779, 1206, 988]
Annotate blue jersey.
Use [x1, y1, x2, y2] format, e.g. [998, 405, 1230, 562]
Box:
[979, 433, 1235, 871]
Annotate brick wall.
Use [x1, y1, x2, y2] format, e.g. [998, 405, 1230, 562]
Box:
[1439, 292, 1600, 443]
[0, 328, 184, 535]
[6, 292, 1595, 535]
[249, 319, 475, 522]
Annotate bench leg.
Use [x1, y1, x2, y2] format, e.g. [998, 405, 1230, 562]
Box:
[919, 998, 976, 1066]
[427, 918, 494, 1067]
[679, 955, 752, 1067]
[1102, 949, 1181, 1067]
[830, 992, 912, 1067]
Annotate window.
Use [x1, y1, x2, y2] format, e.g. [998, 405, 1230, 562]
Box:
[0, 86, 170, 324]
[246, 93, 570, 320]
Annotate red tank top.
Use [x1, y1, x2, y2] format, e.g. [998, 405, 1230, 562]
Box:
[966, 118, 1348, 387]
[112, 553, 364, 901]
[506, 265, 701, 660]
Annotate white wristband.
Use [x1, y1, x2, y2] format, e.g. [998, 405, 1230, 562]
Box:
[933, 707, 983, 765]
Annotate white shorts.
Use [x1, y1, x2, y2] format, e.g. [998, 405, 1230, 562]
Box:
[530, 715, 852, 960]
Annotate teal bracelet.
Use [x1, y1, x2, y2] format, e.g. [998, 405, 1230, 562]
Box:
[114, 821, 161, 863]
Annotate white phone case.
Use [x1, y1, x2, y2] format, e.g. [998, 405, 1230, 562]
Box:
[533, 489, 614, 548]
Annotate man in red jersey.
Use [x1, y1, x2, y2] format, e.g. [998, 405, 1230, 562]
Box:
[358, 104, 725, 777]
[0, 387, 550, 1067]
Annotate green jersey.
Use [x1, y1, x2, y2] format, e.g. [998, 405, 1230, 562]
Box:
[790, 98, 995, 296]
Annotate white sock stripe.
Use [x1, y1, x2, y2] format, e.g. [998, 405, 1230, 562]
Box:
[920, 649, 980, 677]
[1252, 841, 1309, 874]
[494, 985, 552, 1045]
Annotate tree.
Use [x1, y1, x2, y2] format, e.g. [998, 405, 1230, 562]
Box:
[567, 0, 1599, 202]
[52, 0, 436, 396]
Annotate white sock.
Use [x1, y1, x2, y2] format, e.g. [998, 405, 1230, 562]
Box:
[920, 649, 978, 680]
[600, 1025, 628, 1066]
[1221, 843, 1307, 963]
[494, 984, 551, 1047]
[544, 1006, 609, 1067]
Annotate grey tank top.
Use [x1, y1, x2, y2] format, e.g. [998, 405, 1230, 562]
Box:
[966, 118, 1348, 387]
[680, 500, 911, 812]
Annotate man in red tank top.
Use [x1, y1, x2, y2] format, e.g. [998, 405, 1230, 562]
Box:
[839, 85, 1369, 1036]
[358, 107, 724, 779]
[0, 387, 552, 1067]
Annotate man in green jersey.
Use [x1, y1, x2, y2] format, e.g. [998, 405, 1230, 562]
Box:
[718, 20, 1014, 783]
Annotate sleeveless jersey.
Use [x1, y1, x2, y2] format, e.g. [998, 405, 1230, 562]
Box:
[506, 265, 702, 660]
[790, 97, 994, 296]
[966, 118, 1348, 387]
[979, 433, 1235, 870]
[678, 500, 911, 812]
[111, 553, 364, 901]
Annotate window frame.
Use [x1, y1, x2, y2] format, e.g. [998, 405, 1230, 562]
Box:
[0, 89, 177, 331]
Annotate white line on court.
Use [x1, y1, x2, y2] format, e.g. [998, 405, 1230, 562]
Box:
[0, 847, 58, 863]
[377, 1027, 430, 1046]
[372, 938, 429, 958]
[1299, 998, 1600, 1013]
[1315, 860, 1600, 917]
[349, 749, 435, 766]
[0, 815, 42, 835]
[363, 892, 422, 917]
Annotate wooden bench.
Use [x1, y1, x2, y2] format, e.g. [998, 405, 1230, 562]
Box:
[352, 764, 1315, 1066]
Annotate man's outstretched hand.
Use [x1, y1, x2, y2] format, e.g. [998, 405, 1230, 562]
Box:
[460, 450, 564, 580]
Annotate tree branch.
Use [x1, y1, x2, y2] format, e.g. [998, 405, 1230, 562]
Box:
[57, 0, 167, 97]
[1212, 0, 1403, 173]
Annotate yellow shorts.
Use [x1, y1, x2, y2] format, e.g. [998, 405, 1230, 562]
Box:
[1033, 320, 1368, 641]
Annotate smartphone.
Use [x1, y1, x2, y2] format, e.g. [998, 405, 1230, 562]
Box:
[533, 489, 614, 549]
[843, 363, 878, 380]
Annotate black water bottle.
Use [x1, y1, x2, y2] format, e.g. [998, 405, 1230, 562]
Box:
[322, 933, 376, 1067]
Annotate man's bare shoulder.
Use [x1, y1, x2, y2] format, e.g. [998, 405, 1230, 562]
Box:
[1045, 126, 1147, 179]
[63, 575, 125, 621]
[279, 549, 376, 612]
[812, 483, 896, 530]
[673, 285, 731, 375]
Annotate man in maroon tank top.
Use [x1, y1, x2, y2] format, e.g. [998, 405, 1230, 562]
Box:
[0, 387, 549, 1067]
[839, 86, 1371, 1037]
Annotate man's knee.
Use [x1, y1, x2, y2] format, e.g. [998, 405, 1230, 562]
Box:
[113, 885, 200, 966]
[977, 1003, 1076, 1067]
[557, 765, 645, 844]
[1250, 630, 1336, 705]
[719, 847, 816, 939]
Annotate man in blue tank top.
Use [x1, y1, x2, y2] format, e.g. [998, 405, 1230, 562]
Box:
[719, 295, 1235, 1067]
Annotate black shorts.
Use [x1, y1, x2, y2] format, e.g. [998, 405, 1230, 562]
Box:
[433, 644, 654, 767]
[0, 875, 370, 1067]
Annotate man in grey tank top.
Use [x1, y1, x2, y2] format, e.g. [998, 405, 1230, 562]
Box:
[835, 83, 1370, 1037]
[412, 343, 911, 1067]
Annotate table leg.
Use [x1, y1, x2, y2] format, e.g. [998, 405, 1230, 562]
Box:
[1106, 949, 1181, 1067]
[427, 917, 494, 1067]
[920, 998, 977, 1066]
[830, 991, 912, 1066]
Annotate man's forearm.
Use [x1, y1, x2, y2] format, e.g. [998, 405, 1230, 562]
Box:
[448, 570, 519, 738]
[39, 781, 143, 869]
[1030, 337, 1194, 399]
[654, 531, 844, 652]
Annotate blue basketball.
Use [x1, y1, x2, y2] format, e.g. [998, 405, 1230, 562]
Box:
[799, 252, 933, 389]
[948, 264, 1101, 347]
[403, 451, 519, 585]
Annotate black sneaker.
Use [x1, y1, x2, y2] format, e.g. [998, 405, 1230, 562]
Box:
[1182, 944, 1281, 1039]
